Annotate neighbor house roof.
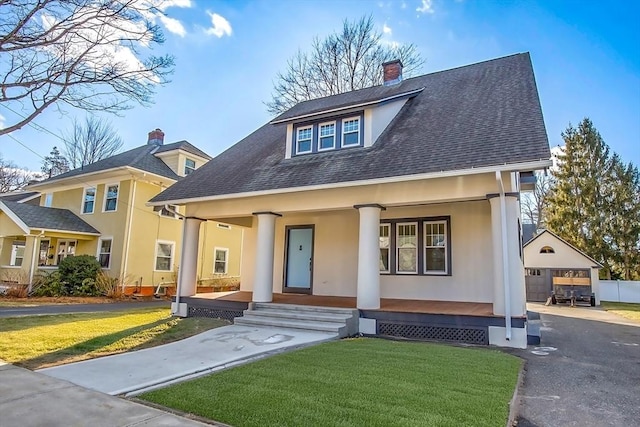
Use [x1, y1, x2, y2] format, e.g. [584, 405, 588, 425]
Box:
[523, 229, 603, 268]
[31, 140, 211, 187]
[0, 191, 40, 203]
[151, 53, 550, 204]
[0, 200, 100, 234]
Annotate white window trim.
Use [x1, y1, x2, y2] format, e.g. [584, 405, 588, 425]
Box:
[379, 223, 390, 274]
[318, 121, 336, 151]
[97, 237, 113, 270]
[341, 116, 361, 147]
[81, 186, 96, 214]
[56, 239, 77, 265]
[396, 221, 418, 274]
[184, 158, 196, 175]
[295, 125, 313, 154]
[213, 247, 229, 275]
[102, 182, 119, 212]
[423, 220, 448, 275]
[10, 241, 26, 267]
[154, 240, 175, 272]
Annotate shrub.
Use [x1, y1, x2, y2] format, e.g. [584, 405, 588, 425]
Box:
[31, 271, 68, 297]
[94, 271, 123, 298]
[57, 255, 101, 296]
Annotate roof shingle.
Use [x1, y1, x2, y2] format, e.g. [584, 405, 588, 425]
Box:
[0, 201, 100, 234]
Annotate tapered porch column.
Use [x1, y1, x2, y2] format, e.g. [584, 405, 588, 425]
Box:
[252, 212, 281, 303]
[177, 217, 204, 297]
[355, 204, 385, 309]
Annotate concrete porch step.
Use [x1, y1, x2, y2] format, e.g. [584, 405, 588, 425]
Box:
[244, 308, 353, 323]
[234, 316, 344, 333]
[252, 302, 357, 316]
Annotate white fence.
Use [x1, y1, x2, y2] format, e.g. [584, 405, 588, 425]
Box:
[600, 280, 640, 303]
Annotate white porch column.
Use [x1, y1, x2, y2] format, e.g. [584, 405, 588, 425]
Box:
[355, 204, 384, 310]
[252, 212, 280, 303]
[177, 217, 204, 297]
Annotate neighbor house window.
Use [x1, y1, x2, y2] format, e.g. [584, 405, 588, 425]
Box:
[396, 222, 417, 273]
[56, 240, 76, 264]
[318, 122, 336, 150]
[296, 126, 313, 154]
[44, 193, 53, 207]
[342, 117, 360, 147]
[98, 238, 112, 269]
[382, 217, 451, 276]
[540, 246, 555, 254]
[104, 184, 118, 211]
[185, 158, 196, 175]
[155, 241, 174, 271]
[424, 221, 447, 274]
[38, 240, 50, 266]
[379, 224, 390, 273]
[214, 248, 229, 274]
[10, 240, 25, 266]
[82, 187, 96, 214]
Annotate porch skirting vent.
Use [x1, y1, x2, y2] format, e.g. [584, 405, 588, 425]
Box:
[187, 306, 243, 322]
[377, 322, 488, 345]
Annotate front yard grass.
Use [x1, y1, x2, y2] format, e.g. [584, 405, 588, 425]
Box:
[0, 308, 226, 369]
[141, 338, 521, 427]
[601, 302, 640, 321]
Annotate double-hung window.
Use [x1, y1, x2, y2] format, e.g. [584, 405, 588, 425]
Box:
[98, 238, 112, 269]
[82, 187, 96, 214]
[214, 247, 229, 274]
[342, 117, 360, 147]
[104, 184, 118, 212]
[296, 126, 313, 154]
[318, 122, 336, 150]
[424, 221, 447, 274]
[10, 240, 25, 266]
[396, 223, 418, 274]
[185, 158, 196, 175]
[379, 224, 390, 273]
[155, 241, 174, 271]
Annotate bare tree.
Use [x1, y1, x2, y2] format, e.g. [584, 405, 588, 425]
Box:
[521, 173, 553, 231]
[0, 0, 174, 136]
[266, 15, 424, 114]
[63, 115, 123, 168]
[0, 155, 31, 192]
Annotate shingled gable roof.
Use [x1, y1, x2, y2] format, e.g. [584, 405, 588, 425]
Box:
[31, 140, 210, 187]
[0, 191, 40, 203]
[150, 53, 551, 204]
[0, 200, 99, 234]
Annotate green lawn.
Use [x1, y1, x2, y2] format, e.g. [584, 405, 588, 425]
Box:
[141, 338, 522, 427]
[0, 308, 226, 369]
[601, 302, 640, 321]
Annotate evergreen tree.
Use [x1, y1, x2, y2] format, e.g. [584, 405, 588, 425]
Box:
[546, 118, 615, 278]
[41, 147, 70, 179]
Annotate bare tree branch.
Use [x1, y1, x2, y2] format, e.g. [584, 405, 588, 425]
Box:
[62, 115, 123, 168]
[266, 15, 424, 115]
[0, 154, 33, 192]
[0, 0, 174, 136]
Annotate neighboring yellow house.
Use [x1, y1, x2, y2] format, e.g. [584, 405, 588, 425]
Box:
[0, 129, 243, 295]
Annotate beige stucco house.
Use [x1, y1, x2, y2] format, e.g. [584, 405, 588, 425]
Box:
[524, 229, 601, 305]
[0, 130, 243, 295]
[150, 53, 552, 348]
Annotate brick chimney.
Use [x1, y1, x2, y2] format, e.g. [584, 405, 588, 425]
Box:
[382, 59, 403, 86]
[147, 128, 164, 146]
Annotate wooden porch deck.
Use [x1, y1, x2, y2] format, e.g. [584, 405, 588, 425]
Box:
[192, 291, 495, 317]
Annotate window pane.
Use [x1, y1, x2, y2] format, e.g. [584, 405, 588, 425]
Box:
[379, 224, 390, 272]
[99, 254, 110, 268]
[83, 188, 95, 213]
[297, 128, 311, 140]
[100, 239, 112, 253]
[398, 248, 416, 272]
[215, 250, 227, 262]
[105, 185, 118, 211]
[158, 243, 172, 257]
[156, 257, 170, 271]
[320, 124, 334, 136]
[186, 159, 195, 168]
[425, 248, 446, 272]
[343, 131, 359, 146]
[379, 248, 389, 271]
[297, 139, 311, 152]
[343, 119, 359, 132]
[319, 136, 334, 149]
[214, 261, 226, 274]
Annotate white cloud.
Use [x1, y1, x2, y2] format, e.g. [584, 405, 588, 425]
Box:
[205, 12, 232, 38]
[416, 0, 435, 14]
[154, 0, 192, 11]
[383, 23, 392, 35]
[159, 14, 186, 37]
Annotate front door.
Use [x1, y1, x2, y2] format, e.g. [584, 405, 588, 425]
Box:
[284, 226, 314, 293]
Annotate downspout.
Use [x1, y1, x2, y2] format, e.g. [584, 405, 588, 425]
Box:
[165, 204, 186, 315]
[496, 171, 512, 341]
[121, 178, 137, 293]
[28, 230, 45, 294]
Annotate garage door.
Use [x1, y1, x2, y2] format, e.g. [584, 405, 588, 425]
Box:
[525, 268, 552, 302]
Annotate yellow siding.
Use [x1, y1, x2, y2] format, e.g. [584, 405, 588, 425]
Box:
[197, 222, 243, 280]
[0, 212, 26, 236]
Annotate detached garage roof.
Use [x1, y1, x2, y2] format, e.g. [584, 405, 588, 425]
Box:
[524, 230, 602, 268]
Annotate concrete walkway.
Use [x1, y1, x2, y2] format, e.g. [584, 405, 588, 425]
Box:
[39, 324, 337, 396]
[0, 362, 211, 426]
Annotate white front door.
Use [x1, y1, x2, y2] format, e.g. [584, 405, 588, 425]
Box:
[284, 226, 313, 293]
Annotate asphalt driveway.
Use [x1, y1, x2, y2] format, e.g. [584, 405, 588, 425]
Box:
[0, 300, 169, 317]
[515, 304, 640, 427]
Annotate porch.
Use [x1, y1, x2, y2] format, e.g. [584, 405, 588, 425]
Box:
[179, 291, 524, 346]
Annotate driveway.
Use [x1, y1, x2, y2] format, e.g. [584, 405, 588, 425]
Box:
[515, 303, 640, 426]
[0, 300, 170, 317]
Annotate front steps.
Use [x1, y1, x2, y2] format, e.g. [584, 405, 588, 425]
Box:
[234, 302, 359, 338]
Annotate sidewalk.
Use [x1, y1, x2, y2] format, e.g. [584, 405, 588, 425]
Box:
[0, 361, 211, 427]
[38, 324, 337, 396]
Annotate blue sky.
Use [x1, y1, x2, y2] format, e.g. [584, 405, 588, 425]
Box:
[1, 0, 638, 172]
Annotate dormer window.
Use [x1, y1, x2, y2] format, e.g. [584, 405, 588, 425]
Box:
[342, 117, 360, 147]
[319, 122, 336, 151]
[296, 126, 313, 154]
[184, 158, 196, 175]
